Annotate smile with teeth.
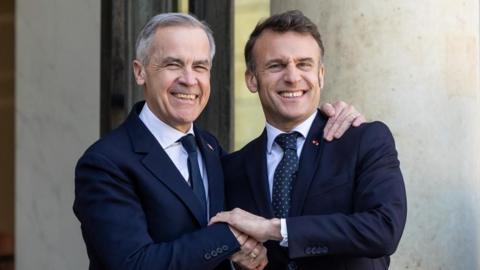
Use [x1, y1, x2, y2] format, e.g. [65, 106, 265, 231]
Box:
[172, 93, 198, 100]
[279, 90, 305, 98]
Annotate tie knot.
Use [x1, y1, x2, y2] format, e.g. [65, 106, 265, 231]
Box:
[275, 132, 299, 151]
[180, 134, 198, 154]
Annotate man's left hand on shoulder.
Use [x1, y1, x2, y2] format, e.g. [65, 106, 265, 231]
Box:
[320, 101, 367, 141]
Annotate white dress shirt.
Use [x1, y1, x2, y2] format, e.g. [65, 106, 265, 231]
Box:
[265, 111, 318, 246]
[139, 103, 210, 216]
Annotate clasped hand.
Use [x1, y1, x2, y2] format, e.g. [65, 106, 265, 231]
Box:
[209, 208, 282, 270]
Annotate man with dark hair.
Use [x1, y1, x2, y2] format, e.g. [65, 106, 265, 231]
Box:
[211, 10, 407, 270]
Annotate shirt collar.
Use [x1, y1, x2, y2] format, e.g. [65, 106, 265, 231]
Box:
[139, 103, 195, 149]
[265, 111, 318, 154]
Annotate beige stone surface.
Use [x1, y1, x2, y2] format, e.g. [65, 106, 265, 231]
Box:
[272, 1, 480, 269]
[16, 0, 100, 269]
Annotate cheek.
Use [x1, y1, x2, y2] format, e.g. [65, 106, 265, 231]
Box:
[303, 73, 321, 87]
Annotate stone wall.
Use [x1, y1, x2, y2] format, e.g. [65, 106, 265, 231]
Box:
[15, 0, 100, 269]
[272, 1, 480, 269]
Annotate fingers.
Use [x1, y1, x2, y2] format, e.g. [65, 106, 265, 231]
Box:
[323, 101, 347, 141]
[232, 230, 263, 269]
[353, 114, 367, 127]
[210, 208, 258, 227]
[209, 210, 231, 225]
[319, 102, 335, 117]
[254, 247, 268, 270]
[333, 110, 360, 139]
[323, 101, 366, 141]
[229, 226, 248, 246]
[240, 237, 259, 256]
[232, 242, 267, 270]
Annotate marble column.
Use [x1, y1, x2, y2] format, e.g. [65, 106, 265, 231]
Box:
[16, 0, 100, 269]
[272, 1, 480, 269]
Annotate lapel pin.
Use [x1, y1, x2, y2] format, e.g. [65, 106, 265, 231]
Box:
[312, 139, 320, 146]
[207, 143, 214, 151]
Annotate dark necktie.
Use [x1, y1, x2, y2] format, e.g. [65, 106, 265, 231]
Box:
[272, 132, 300, 218]
[180, 134, 207, 218]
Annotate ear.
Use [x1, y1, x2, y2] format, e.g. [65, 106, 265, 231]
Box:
[318, 64, 325, 89]
[245, 70, 258, 93]
[133, 60, 146, 86]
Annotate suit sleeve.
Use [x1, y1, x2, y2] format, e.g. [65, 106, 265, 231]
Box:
[286, 122, 407, 258]
[73, 151, 240, 270]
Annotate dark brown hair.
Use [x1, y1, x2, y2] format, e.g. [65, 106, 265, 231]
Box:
[244, 10, 324, 72]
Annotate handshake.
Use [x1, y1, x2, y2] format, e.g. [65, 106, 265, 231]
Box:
[209, 208, 282, 270]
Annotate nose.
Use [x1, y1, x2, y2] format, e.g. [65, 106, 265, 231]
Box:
[178, 68, 197, 86]
[283, 63, 301, 84]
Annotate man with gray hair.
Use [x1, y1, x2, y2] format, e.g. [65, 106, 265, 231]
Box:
[74, 12, 363, 270]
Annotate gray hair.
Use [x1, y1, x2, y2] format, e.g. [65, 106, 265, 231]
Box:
[135, 13, 216, 65]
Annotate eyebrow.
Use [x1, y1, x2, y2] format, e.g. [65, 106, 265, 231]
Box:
[264, 57, 315, 66]
[158, 57, 210, 67]
[193, 59, 211, 66]
[160, 57, 183, 65]
[296, 57, 315, 63]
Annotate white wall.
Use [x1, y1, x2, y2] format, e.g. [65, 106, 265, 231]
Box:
[272, 1, 480, 269]
[16, 0, 100, 269]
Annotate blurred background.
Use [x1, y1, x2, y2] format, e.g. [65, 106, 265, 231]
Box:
[1, 0, 479, 269]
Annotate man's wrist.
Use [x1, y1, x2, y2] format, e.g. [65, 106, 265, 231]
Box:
[267, 218, 282, 241]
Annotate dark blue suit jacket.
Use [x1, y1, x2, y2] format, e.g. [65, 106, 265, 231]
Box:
[223, 111, 407, 270]
[74, 102, 240, 270]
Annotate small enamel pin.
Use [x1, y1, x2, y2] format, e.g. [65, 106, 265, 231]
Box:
[312, 139, 320, 146]
[207, 143, 214, 151]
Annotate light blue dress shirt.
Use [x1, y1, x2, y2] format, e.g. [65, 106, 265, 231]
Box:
[265, 111, 318, 246]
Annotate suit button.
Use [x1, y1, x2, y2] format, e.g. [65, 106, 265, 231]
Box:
[204, 253, 211, 260]
[211, 250, 218, 257]
[305, 247, 312, 255]
[288, 261, 298, 270]
[222, 245, 229, 251]
[216, 247, 223, 254]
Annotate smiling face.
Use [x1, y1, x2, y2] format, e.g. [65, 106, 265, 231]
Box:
[246, 30, 324, 132]
[133, 26, 211, 133]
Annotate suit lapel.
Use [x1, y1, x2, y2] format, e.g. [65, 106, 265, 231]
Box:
[290, 111, 326, 217]
[126, 103, 208, 227]
[244, 130, 275, 218]
[195, 128, 224, 218]
[142, 149, 208, 226]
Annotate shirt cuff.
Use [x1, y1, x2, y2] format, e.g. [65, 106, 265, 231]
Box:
[279, 218, 288, 247]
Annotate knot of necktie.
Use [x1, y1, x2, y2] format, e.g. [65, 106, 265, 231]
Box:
[275, 132, 300, 151]
[179, 134, 197, 154]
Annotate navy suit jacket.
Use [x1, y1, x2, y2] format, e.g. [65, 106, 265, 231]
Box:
[223, 111, 407, 270]
[73, 102, 240, 270]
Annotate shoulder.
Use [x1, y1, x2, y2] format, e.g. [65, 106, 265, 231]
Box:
[333, 121, 394, 144]
[79, 123, 131, 164]
[322, 121, 397, 160]
[354, 121, 395, 146]
[221, 136, 259, 167]
[196, 128, 220, 146]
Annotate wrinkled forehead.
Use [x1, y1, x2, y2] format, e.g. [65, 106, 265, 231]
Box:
[149, 26, 212, 61]
[254, 30, 322, 62]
